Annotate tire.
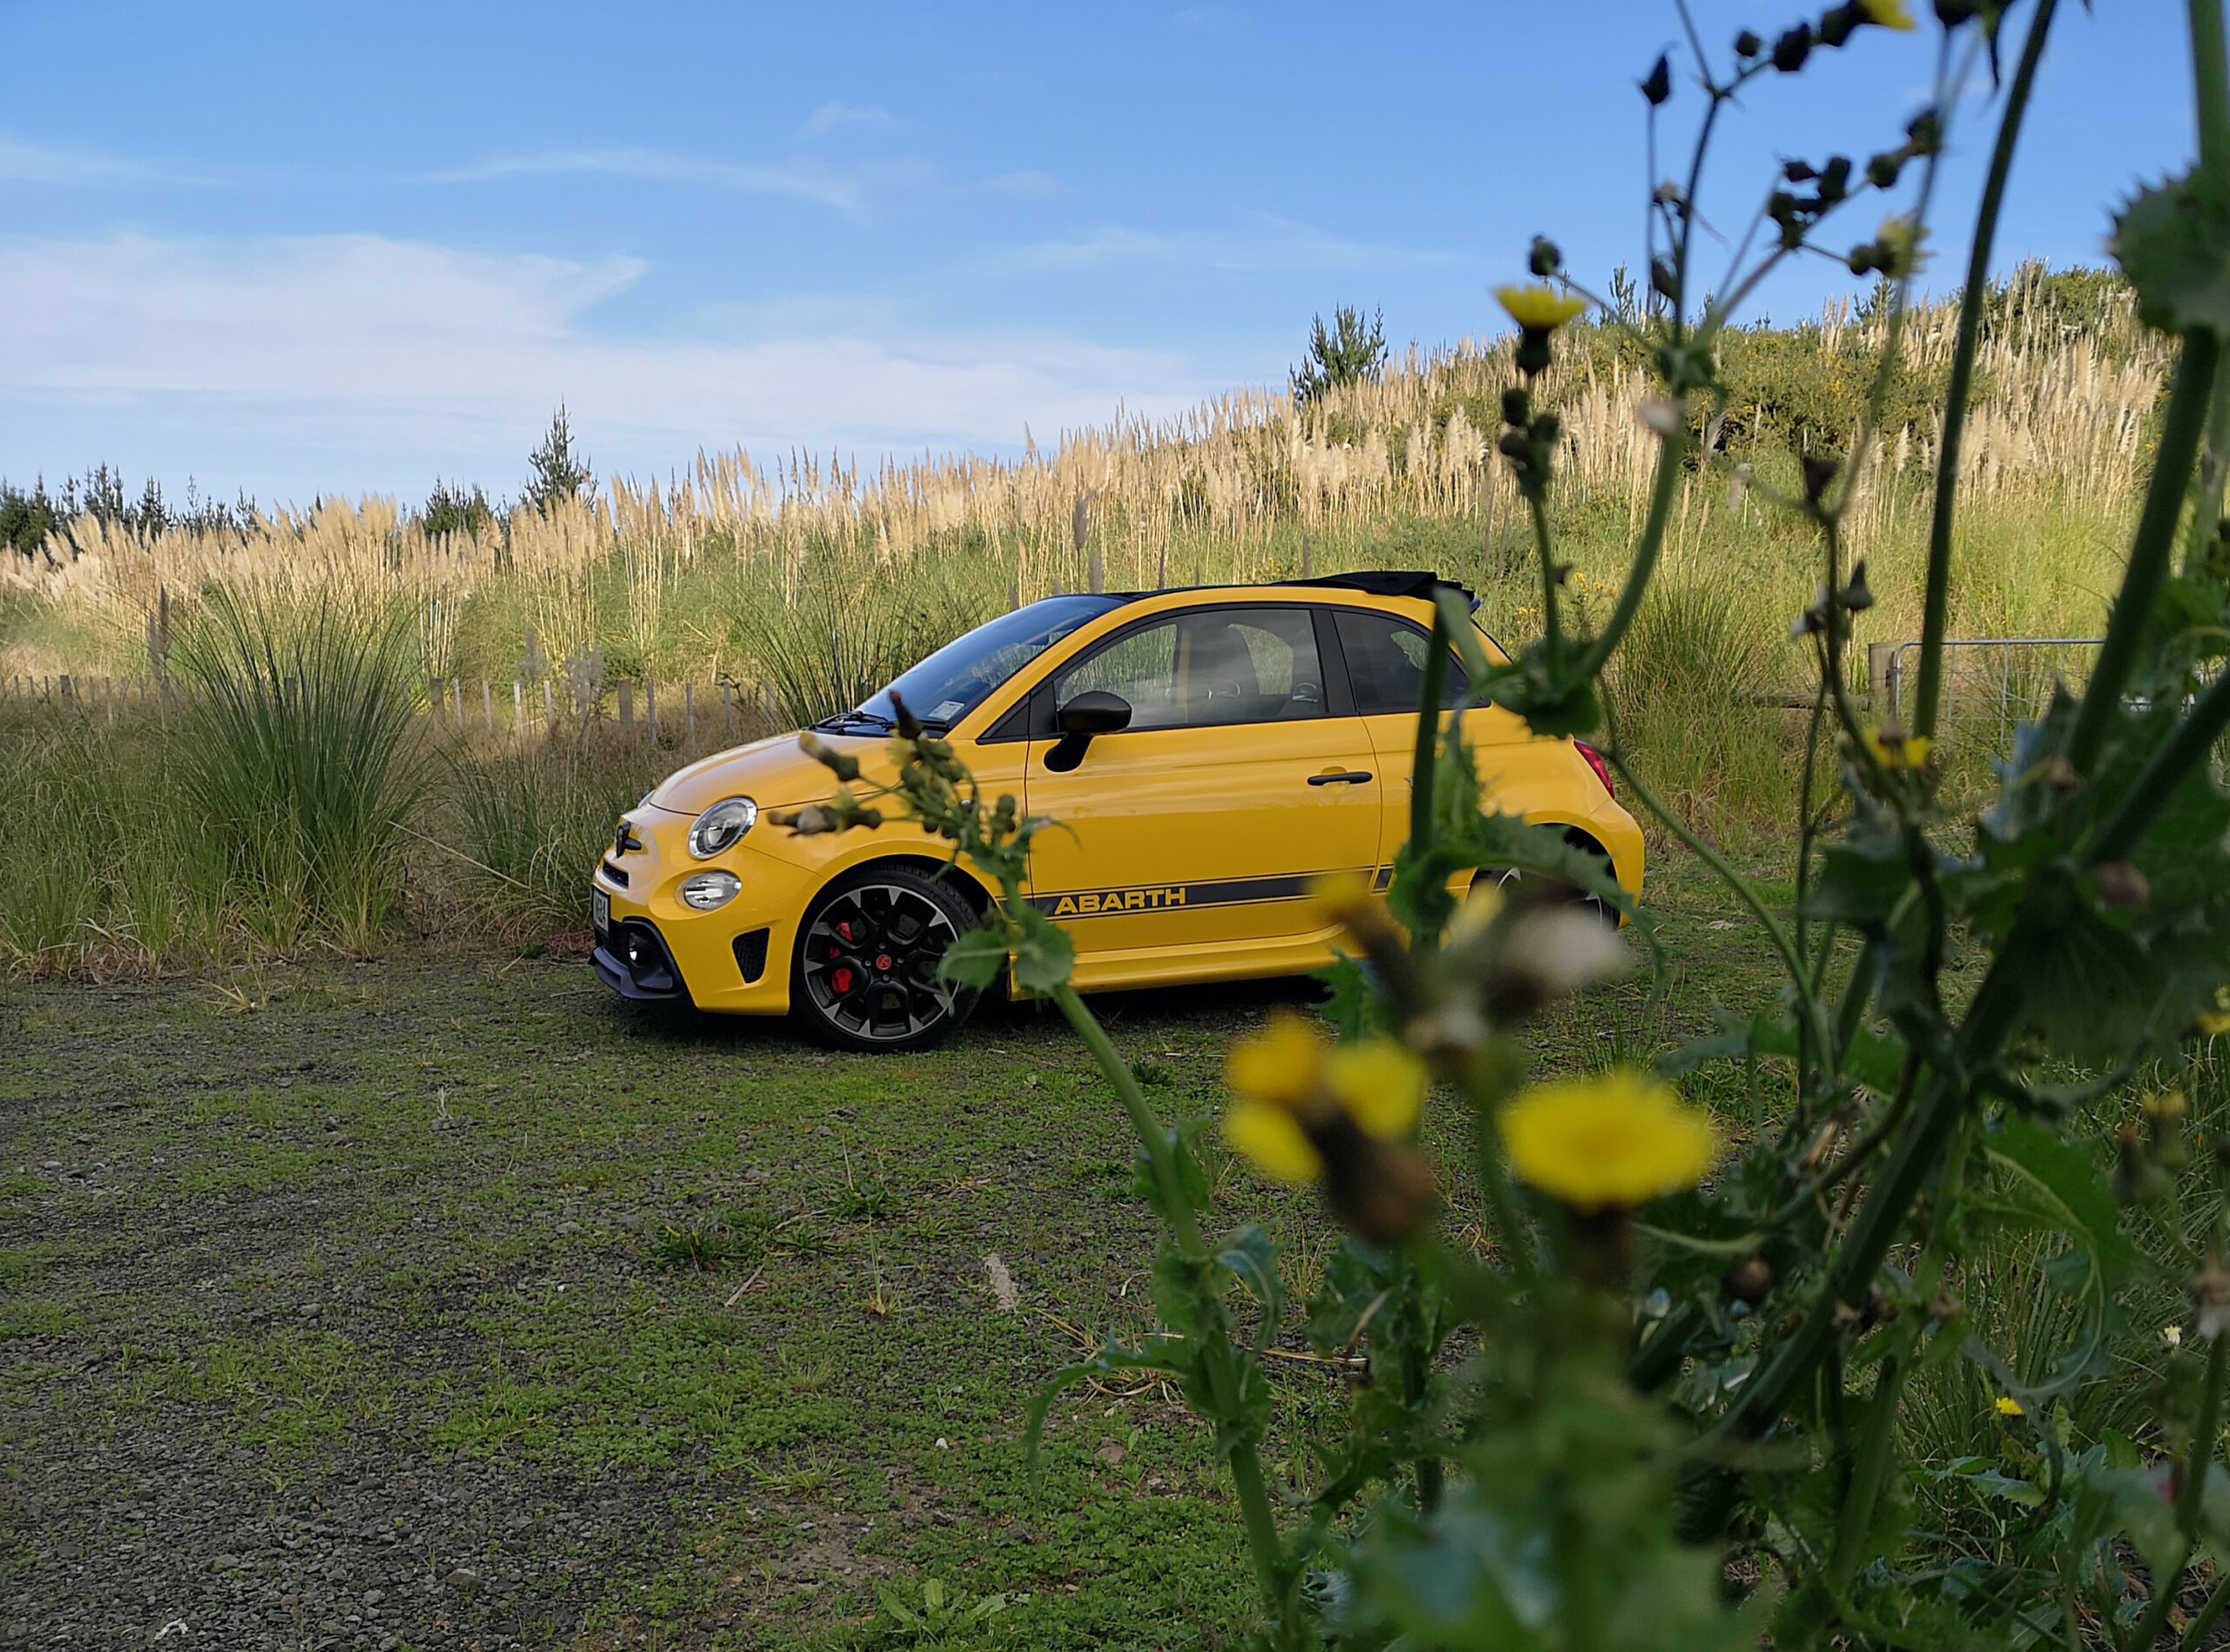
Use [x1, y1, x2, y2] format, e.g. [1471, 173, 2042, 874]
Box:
[1479, 836, 1617, 927]
[791, 866, 983, 1052]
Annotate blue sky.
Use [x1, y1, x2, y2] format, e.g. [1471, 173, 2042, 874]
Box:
[0, 1, 2195, 507]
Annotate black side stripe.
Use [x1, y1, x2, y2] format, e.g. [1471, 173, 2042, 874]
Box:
[1027, 868, 1380, 921]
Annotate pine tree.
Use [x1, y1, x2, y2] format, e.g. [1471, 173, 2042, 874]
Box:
[1291, 307, 1388, 406]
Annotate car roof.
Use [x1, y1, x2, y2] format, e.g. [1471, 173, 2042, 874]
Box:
[1102, 570, 1479, 609]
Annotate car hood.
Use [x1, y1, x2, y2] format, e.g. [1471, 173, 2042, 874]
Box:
[642, 729, 892, 818]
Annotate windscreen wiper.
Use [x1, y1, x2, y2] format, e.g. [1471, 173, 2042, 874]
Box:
[814, 710, 895, 732]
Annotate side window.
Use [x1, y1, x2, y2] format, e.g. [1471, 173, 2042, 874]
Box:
[1334, 610, 1469, 715]
[1056, 620, 1182, 729]
[1051, 606, 1327, 730]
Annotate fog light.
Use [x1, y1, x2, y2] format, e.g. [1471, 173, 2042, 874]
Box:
[679, 871, 741, 912]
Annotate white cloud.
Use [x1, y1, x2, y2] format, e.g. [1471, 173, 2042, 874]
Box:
[0, 233, 1219, 500]
[988, 213, 1458, 275]
[795, 102, 901, 139]
[422, 146, 917, 209]
[0, 134, 224, 188]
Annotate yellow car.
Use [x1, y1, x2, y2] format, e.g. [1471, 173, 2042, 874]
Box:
[591, 571, 1645, 1050]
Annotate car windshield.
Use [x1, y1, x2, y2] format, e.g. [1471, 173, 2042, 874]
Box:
[830, 595, 1129, 732]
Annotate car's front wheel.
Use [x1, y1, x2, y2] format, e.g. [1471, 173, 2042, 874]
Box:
[792, 866, 983, 1052]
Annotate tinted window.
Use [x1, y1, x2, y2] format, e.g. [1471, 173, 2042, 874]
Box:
[1052, 606, 1327, 730]
[1335, 610, 1469, 714]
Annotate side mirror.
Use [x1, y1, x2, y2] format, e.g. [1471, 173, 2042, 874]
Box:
[1045, 691, 1131, 772]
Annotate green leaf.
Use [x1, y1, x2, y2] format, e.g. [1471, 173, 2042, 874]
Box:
[936, 922, 1008, 990]
[2112, 167, 2230, 337]
[1982, 1117, 2140, 1287]
[1008, 904, 1076, 993]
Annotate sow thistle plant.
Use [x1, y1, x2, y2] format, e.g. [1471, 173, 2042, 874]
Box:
[774, 1, 2230, 1643]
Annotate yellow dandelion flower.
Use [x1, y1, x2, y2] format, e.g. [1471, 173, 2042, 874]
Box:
[1308, 871, 1379, 928]
[1223, 1099, 1322, 1183]
[1859, 0, 1917, 28]
[1501, 1069, 1716, 1212]
[1863, 729, 1933, 771]
[2197, 986, 2230, 1036]
[1325, 1040, 1429, 1141]
[1225, 1011, 1325, 1112]
[1496, 283, 1588, 334]
[2144, 1089, 2190, 1122]
[1994, 1395, 2025, 1419]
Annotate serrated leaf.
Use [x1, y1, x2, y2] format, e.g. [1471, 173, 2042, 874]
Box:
[936, 922, 1008, 989]
[2112, 167, 2230, 337]
[1008, 903, 1076, 993]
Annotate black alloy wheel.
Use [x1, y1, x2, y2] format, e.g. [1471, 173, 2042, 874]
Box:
[793, 867, 982, 1051]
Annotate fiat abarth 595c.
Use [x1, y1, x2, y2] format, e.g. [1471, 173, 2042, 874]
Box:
[589, 570, 1645, 1052]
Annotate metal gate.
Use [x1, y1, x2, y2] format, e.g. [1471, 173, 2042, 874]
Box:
[1874, 637, 2103, 759]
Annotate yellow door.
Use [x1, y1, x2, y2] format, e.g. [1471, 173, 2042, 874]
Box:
[1024, 604, 1383, 965]
[1327, 605, 1563, 856]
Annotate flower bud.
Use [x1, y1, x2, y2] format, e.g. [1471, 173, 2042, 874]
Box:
[1772, 24, 1814, 71]
[797, 729, 862, 783]
[1640, 53, 1672, 106]
[1801, 454, 1840, 504]
[1820, 3, 1860, 48]
[1734, 28, 1762, 55]
[1501, 386, 1532, 427]
[1866, 151, 1905, 190]
[2093, 861, 2152, 910]
[1529, 235, 1564, 277]
[1724, 1257, 1774, 1305]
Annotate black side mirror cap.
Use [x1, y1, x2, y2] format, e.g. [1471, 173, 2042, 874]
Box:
[1057, 691, 1132, 735]
[1045, 691, 1132, 771]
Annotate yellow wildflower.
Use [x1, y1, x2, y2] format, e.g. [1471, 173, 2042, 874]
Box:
[1859, 0, 1917, 28]
[1863, 728, 1933, 771]
[2197, 985, 2230, 1037]
[1994, 1395, 2025, 1419]
[1225, 1011, 1324, 1113]
[1501, 1069, 1716, 1212]
[1222, 1015, 1429, 1186]
[1496, 283, 1588, 334]
[2143, 1089, 2189, 1123]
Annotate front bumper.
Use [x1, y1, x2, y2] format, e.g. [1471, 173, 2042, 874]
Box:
[591, 814, 808, 1016]
[591, 919, 686, 1001]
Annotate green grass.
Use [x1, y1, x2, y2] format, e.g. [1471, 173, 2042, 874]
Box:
[0, 844, 1785, 1648]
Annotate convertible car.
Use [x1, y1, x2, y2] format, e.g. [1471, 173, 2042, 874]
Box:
[590, 571, 1645, 1050]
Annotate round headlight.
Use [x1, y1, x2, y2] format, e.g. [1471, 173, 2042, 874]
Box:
[679, 871, 742, 912]
[687, 797, 758, 860]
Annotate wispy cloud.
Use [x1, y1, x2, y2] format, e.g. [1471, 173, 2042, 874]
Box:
[0, 233, 1217, 500]
[986, 213, 1458, 275]
[796, 101, 901, 139]
[983, 169, 1061, 197]
[421, 146, 916, 208]
[0, 134, 234, 188]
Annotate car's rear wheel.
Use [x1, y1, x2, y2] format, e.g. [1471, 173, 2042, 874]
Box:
[792, 866, 982, 1052]
[1479, 835, 1617, 927]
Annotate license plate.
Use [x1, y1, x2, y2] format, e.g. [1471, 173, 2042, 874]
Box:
[591, 887, 612, 936]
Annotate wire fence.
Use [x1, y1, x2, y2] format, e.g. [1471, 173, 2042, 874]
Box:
[1872, 637, 2105, 761]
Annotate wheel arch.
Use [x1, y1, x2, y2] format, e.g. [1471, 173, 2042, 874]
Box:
[807, 849, 997, 916]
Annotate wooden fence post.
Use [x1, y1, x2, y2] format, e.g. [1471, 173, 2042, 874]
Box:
[1867, 643, 1896, 719]
[684, 682, 695, 746]
[618, 681, 635, 733]
[543, 680, 554, 727]
[646, 681, 659, 743]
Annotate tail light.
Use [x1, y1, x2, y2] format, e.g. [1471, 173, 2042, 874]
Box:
[1574, 741, 1615, 798]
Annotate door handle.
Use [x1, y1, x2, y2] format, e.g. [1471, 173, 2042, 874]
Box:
[1308, 770, 1374, 786]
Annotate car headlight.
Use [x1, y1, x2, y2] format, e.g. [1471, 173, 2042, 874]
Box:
[679, 871, 742, 912]
[687, 797, 758, 860]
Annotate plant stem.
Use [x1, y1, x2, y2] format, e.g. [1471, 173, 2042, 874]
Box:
[1912, 0, 2058, 739]
[2127, 1324, 2228, 1650]
[2179, 1563, 2230, 1650]
[1048, 983, 1292, 1628]
[1409, 625, 1450, 853]
[1827, 1117, 1973, 1592]
[1531, 494, 1562, 669]
[1578, 428, 1685, 678]
[2090, 660, 2230, 861]
[2196, 0, 2230, 174]
[2066, 332, 2223, 776]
